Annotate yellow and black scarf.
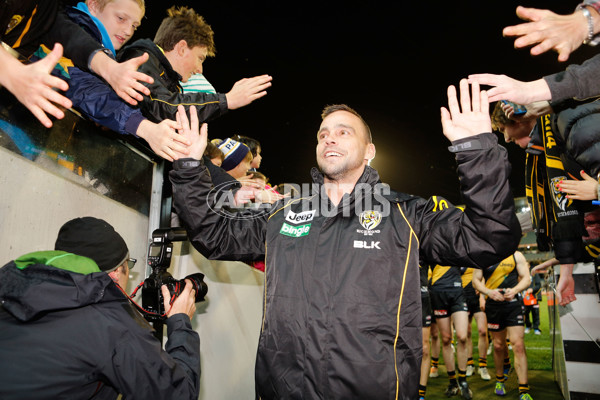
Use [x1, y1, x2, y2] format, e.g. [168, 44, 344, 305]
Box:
[525, 114, 585, 263]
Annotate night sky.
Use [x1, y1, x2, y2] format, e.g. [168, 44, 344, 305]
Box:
[136, 1, 596, 205]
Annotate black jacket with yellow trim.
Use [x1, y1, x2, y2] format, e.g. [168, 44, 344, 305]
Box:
[170, 132, 521, 399]
[117, 39, 228, 124]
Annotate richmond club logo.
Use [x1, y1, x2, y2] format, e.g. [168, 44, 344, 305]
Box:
[550, 176, 571, 212]
[359, 210, 382, 231]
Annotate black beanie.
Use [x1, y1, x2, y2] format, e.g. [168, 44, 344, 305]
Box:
[54, 217, 129, 272]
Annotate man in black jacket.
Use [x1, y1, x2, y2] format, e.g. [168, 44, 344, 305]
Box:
[0, 217, 200, 400]
[169, 80, 521, 399]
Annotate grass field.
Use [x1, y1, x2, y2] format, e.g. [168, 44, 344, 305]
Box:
[424, 297, 563, 400]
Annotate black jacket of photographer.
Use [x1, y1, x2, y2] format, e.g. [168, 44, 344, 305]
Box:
[170, 132, 520, 400]
[0, 251, 200, 400]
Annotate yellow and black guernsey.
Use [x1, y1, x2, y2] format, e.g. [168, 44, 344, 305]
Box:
[430, 264, 463, 290]
[169, 132, 521, 400]
[482, 254, 519, 302]
[461, 267, 477, 297]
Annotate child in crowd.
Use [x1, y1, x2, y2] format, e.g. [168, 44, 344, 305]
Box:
[234, 135, 262, 171]
[30, 0, 190, 161]
[117, 6, 272, 124]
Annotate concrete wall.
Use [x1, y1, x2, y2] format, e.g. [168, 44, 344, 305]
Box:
[0, 146, 149, 291]
[169, 242, 264, 400]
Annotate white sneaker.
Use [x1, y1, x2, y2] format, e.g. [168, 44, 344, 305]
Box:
[479, 367, 491, 381]
[524, 327, 531, 334]
[466, 365, 475, 377]
[534, 329, 541, 335]
[429, 366, 439, 378]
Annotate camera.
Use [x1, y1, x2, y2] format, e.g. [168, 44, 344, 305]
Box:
[141, 228, 208, 322]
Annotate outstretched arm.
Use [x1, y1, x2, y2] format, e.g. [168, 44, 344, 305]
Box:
[440, 79, 491, 140]
[467, 74, 551, 105]
[418, 80, 521, 269]
[503, 5, 600, 62]
[0, 44, 72, 128]
[89, 52, 154, 106]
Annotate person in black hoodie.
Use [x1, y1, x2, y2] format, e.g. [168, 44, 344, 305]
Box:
[0, 216, 200, 400]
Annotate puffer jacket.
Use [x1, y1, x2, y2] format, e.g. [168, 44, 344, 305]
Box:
[0, 251, 200, 400]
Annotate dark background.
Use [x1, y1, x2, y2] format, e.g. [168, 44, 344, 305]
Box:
[135, 1, 596, 204]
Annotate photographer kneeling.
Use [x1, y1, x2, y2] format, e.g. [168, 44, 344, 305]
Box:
[0, 217, 200, 400]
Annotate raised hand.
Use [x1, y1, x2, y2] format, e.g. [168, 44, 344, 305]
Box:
[91, 52, 154, 106]
[440, 79, 491, 141]
[0, 43, 72, 128]
[174, 105, 207, 161]
[226, 75, 273, 110]
[503, 6, 591, 62]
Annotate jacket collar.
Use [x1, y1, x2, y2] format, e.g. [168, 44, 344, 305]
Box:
[121, 39, 183, 83]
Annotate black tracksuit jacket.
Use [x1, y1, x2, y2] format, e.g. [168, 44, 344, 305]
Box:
[170, 132, 521, 399]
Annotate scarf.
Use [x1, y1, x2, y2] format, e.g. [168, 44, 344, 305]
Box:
[525, 114, 585, 263]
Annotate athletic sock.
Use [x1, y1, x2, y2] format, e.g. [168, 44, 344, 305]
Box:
[458, 369, 467, 384]
[467, 357, 474, 367]
[519, 384, 530, 394]
[496, 374, 505, 383]
[478, 357, 487, 368]
[448, 370, 458, 386]
[418, 384, 427, 398]
[431, 357, 439, 368]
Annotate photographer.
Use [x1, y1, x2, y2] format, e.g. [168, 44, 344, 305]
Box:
[0, 217, 200, 400]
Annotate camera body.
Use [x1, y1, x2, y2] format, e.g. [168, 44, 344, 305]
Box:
[141, 228, 208, 322]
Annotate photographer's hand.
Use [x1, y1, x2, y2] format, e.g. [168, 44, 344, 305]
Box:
[161, 279, 197, 320]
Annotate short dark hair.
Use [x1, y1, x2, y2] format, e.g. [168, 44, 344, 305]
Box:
[154, 6, 216, 55]
[321, 104, 372, 143]
[233, 135, 261, 158]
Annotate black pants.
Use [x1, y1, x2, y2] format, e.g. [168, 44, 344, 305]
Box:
[524, 304, 540, 330]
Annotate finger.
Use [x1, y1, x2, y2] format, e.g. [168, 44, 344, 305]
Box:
[126, 83, 146, 101]
[480, 90, 489, 115]
[161, 285, 172, 311]
[580, 170, 594, 181]
[467, 74, 499, 87]
[131, 52, 149, 67]
[29, 105, 54, 128]
[440, 106, 451, 132]
[171, 133, 190, 147]
[43, 73, 69, 93]
[37, 97, 66, 120]
[41, 43, 65, 73]
[177, 105, 190, 130]
[446, 85, 460, 118]
[42, 86, 72, 109]
[119, 92, 137, 106]
[189, 105, 199, 134]
[459, 79, 471, 113]
[471, 81, 481, 113]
